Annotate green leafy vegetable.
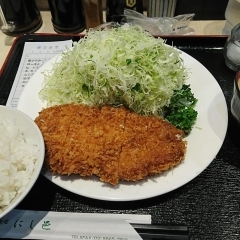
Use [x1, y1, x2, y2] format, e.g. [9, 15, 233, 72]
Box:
[126, 59, 132, 65]
[164, 84, 198, 134]
[39, 24, 198, 133]
[39, 24, 188, 116]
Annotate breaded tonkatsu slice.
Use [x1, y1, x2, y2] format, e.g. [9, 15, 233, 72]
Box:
[118, 111, 186, 182]
[35, 104, 127, 185]
[90, 106, 127, 185]
[35, 104, 101, 177]
[35, 103, 186, 185]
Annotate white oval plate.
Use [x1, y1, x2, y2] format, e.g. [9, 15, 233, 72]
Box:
[17, 49, 228, 201]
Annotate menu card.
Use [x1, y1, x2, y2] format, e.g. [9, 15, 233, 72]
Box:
[6, 40, 73, 108]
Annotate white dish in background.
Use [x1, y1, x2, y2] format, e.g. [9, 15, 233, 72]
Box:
[0, 106, 45, 218]
[17, 50, 228, 201]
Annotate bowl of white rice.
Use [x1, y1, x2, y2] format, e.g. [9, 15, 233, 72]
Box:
[0, 105, 45, 218]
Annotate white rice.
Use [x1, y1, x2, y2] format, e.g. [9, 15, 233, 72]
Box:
[0, 115, 38, 211]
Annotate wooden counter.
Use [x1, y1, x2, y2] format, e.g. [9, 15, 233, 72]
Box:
[0, 11, 227, 70]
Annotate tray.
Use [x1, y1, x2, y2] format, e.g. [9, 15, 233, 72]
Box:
[0, 34, 240, 240]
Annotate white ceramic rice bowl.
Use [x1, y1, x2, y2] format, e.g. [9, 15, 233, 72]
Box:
[0, 105, 45, 219]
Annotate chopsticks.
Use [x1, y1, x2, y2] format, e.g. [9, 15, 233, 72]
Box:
[6, 224, 189, 240]
[131, 224, 189, 240]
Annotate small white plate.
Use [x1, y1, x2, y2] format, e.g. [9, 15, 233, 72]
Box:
[17, 50, 228, 201]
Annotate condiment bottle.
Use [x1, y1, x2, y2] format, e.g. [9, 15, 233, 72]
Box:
[0, 0, 42, 36]
[223, 23, 240, 71]
[231, 69, 240, 125]
[222, 0, 240, 35]
[82, 0, 103, 29]
[47, 0, 85, 33]
[106, 0, 143, 22]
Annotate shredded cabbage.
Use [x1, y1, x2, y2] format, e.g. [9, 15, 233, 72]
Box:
[39, 24, 188, 116]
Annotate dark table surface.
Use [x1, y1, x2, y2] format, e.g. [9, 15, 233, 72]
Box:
[0, 34, 239, 240]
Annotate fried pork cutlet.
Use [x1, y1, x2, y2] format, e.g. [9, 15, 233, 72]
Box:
[34, 103, 186, 185]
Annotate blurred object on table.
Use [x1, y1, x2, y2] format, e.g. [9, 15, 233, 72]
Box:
[0, 0, 42, 36]
[82, 0, 103, 29]
[147, 0, 177, 17]
[47, 0, 85, 34]
[231, 69, 240, 125]
[122, 9, 194, 35]
[223, 0, 240, 35]
[223, 23, 240, 71]
[174, 0, 227, 20]
[106, 0, 143, 22]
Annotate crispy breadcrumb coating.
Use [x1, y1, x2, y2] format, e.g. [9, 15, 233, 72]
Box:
[35, 103, 186, 185]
